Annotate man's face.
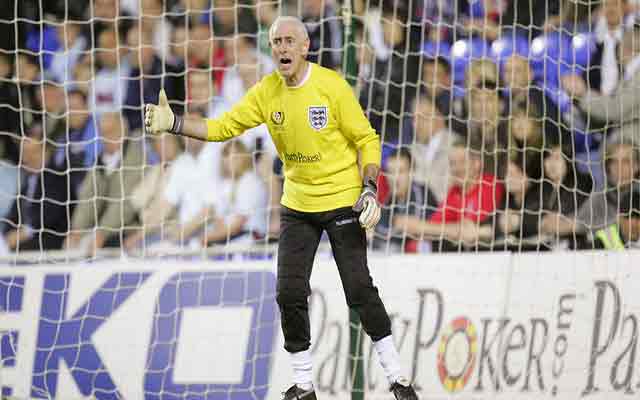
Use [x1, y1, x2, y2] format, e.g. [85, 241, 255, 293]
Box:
[93, 0, 118, 19]
[188, 71, 213, 108]
[544, 147, 568, 184]
[505, 162, 528, 195]
[68, 93, 89, 130]
[469, 89, 501, 131]
[188, 25, 214, 65]
[604, 0, 625, 27]
[607, 144, 637, 187]
[385, 155, 411, 198]
[503, 55, 531, 89]
[97, 30, 121, 69]
[270, 21, 309, 80]
[422, 60, 450, 93]
[127, 26, 155, 70]
[99, 113, 124, 154]
[449, 147, 480, 186]
[413, 98, 443, 144]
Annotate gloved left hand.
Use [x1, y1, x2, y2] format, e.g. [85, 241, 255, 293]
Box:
[353, 178, 381, 230]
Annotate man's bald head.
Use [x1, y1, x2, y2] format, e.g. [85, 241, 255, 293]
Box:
[269, 16, 309, 43]
[269, 15, 311, 85]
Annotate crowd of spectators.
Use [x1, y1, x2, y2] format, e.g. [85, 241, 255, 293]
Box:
[0, 0, 639, 257]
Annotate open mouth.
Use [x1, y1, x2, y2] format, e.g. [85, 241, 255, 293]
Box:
[280, 58, 292, 65]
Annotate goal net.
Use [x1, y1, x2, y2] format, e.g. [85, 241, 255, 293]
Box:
[0, 0, 639, 399]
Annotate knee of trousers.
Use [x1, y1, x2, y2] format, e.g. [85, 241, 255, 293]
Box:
[276, 280, 310, 308]
[344, 283, 379, 309]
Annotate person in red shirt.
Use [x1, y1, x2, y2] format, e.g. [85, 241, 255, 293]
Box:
[429, 138, 505, 225]
[393, 137, 503, 249]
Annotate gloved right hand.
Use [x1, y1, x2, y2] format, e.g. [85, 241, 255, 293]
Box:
[145, 89, 175, 135]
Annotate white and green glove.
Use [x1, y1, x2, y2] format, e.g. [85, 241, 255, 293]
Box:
[144, 89, 180, 135]
[353, 178, 381, 230]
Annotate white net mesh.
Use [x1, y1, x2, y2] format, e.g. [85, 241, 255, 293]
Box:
[0, 0, 640, 398]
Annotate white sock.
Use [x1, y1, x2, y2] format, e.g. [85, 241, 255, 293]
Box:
[291, 349, 313, 391]
[374, 335, 403, 384]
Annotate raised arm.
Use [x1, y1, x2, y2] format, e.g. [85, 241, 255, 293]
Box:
[145, 86, 265, 141]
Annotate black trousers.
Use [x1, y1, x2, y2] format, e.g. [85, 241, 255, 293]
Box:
[276, 206, 392, 353]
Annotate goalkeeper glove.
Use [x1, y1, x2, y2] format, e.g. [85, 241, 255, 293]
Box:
[353, 177, 381, 230]
[145, 89, 181, 135]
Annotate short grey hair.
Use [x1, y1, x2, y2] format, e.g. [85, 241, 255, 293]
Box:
[269, 16, 309, 42]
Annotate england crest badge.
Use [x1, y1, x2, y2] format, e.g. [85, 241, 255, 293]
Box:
[308, 106, 328, 131]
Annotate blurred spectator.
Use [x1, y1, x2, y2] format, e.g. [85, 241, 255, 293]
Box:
[618, 189, 640, 246]
[25, 16, 87, 83]
[546, 141, 639, 249]
[137, 0, 172, 60]
[360, 1, 420, 144]
[168, 22, 188, 67]
[40, 81, 67, 142]
[124, 133, 183, 250]
[11, 53, 42, 139]
[375, 148, 438, 253]
[71, 55, 93, 96]
[53, 89, 99, 173]
[221, 35, 275, 105]
[203, 140, 269, 245]
[411, 91, 459, 202]
[458, 0, 508, 41]
[188, 23, 226, 90]
[500, 0, 562, 38]
[393, 137, 503, 251]
[64, 112, 144, 255]
[187, 68, 230, 118]
[455, 84, 505, 145]
[207, 0, 258, 37]
[86, 0, 133, 44]
[155, 111, 220, 247]
[538, 144, 593, 248]
[301, 0, 342, 70]
[500, 54, 569, 146]
[253, 0, 280, 56]
[578, 24, 640, 144]
[124, 23, 183, 131]
[0, 53, 21, 162]
[503, 100, 546, 179]
[2, 137, 76, 251]
[167, 0, 211, 28]
[91, 28, 131, 113]
[496, 158, 544, 246]
[465, 58, 499, 92]
[50, 20, 87, 84]
[588, 0, 636, 94]
[419, 56, 452, 115]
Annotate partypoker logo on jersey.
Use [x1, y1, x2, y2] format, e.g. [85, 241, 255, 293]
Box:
[271, 111, 284, 125]
[308, 106, 328, 130]
[437, 316, 477, 393]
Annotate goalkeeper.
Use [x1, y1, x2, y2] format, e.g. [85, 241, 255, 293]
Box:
[145, 16, 418, 400]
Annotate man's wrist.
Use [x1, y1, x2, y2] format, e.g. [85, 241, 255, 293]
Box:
[170, 114, 183, 135]
[363, 176, 377, 192]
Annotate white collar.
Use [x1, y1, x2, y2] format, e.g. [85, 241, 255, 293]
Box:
[288, 62, 312, 88]
[625, 55, 640, 81]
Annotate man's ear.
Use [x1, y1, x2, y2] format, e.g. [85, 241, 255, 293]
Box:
[301, 38, 310, 58]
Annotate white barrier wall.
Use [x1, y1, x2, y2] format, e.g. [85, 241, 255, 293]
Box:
[0, 251, 639, 399]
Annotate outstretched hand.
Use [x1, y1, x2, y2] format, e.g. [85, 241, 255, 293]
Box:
[145, 89, 175, 135]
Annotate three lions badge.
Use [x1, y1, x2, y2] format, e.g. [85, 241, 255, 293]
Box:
[308, 106, 328, 131]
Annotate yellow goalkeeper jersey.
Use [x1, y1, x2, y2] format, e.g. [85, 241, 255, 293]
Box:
[206, 63, 381, 212]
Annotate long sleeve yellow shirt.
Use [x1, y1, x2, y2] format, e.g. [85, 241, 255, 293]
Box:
[206, 63, 381, 212]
